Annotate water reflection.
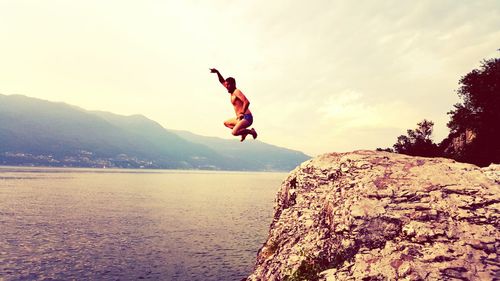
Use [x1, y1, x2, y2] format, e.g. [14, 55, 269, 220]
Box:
[0, 167, 285, 280]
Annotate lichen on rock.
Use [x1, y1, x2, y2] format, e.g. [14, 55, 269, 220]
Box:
[246, 150, 499, 281]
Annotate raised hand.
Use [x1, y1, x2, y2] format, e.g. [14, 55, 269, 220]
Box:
[209, 68, 218, 73]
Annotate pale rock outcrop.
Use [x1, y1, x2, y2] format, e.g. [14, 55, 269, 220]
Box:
[246, 151, 499, 281]
[443, 128, 477, 157]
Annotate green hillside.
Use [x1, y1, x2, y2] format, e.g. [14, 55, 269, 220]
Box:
[0, 94, 310, 171]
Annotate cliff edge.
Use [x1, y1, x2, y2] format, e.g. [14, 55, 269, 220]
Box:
[247, 150, 499, 281]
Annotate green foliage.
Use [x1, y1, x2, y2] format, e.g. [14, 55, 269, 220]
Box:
[445, 56, 500, 166]
[284, 249, 342, 281]
[285, 258, 324, 281]
[383, 53, 500, 166]
[393, 119, 440, 157]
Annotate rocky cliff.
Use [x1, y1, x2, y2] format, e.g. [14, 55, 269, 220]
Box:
[246, 151, 499, 281]
[440, 128, 478, 164]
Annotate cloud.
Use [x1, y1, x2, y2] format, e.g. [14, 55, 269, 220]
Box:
[1, 0, 499, 156]
[317, 89, 421, 130]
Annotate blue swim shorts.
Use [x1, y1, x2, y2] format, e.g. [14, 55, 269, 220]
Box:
[241, 113, 253, 125]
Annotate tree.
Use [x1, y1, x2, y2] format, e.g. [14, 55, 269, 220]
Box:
[393, 119, 440, 157]
[445, 56, 500, 166]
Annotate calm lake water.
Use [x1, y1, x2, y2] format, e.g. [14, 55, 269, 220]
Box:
[0, 166, 286, 281]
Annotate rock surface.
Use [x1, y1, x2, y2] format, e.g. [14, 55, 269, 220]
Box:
[246, 151, 499, 281]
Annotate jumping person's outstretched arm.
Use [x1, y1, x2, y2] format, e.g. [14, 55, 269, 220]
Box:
[209, 68, 225, 84]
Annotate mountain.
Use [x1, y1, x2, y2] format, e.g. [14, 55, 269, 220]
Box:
[171, 130, 310, 171]
[0, 94, 310, 171]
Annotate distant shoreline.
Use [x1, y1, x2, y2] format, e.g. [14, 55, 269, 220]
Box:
[0, 165, 290, 174]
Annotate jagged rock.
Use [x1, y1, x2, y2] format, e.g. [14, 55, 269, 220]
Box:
[246, 151, 499, 281]
[442, 129, 477, 157]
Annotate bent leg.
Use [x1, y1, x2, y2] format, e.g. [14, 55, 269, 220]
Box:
[224, 117, 238, 129]
[232, 119, 254, 141]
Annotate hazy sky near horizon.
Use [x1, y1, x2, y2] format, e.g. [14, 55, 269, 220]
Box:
[1, 1, 499, 156]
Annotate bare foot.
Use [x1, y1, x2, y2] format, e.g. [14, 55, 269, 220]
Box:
[251, 128, 258, 139]
[240, 133, 247, 142]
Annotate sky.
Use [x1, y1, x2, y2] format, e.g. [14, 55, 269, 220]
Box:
[1, 0, 499, 156]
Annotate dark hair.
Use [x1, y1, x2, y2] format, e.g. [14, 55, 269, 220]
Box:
[225, 77, 236, 85]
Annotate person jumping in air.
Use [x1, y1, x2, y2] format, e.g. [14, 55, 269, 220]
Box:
[210, 68, 258, 142]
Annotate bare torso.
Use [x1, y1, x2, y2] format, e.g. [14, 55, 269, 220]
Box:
[230, 89, 252, 116]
